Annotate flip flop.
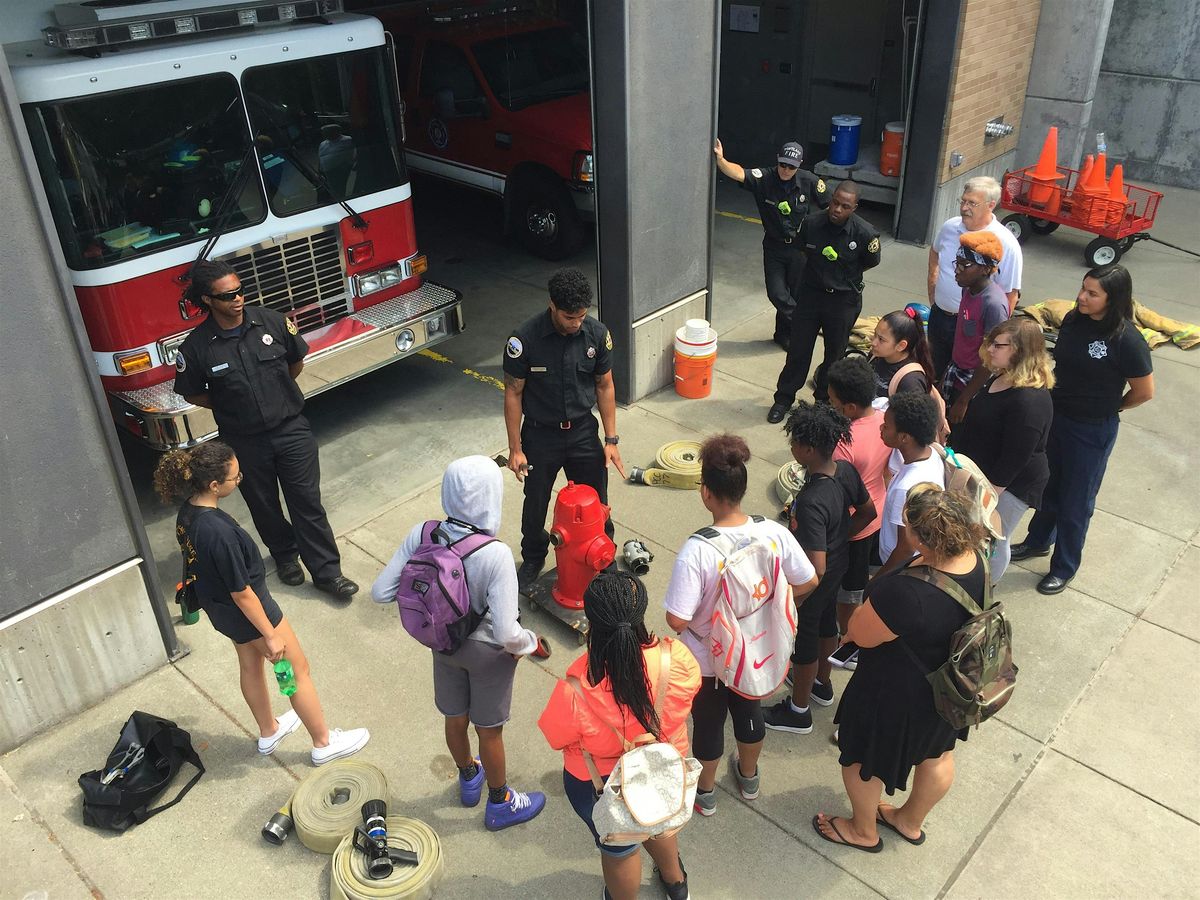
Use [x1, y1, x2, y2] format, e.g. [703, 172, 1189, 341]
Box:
[876, 806, 926, 845]
[811, 814, 883, 853]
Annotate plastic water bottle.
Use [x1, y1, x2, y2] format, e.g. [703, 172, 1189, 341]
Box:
[1096, 132, 1107, 154]
[273, 659, 297, 697]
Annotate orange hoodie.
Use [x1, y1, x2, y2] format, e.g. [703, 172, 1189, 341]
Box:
[539, 637, 701, 782]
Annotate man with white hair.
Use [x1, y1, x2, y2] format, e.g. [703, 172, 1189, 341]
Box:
[926, 176, 1022, 379]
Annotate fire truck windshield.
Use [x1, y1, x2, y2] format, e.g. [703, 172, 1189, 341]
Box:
[22, 74, 265, 270]
[242, 47, 406, 217]
[472, 27, 589, 112]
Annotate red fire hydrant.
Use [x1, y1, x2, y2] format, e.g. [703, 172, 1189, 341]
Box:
[549, 481, 615, 609]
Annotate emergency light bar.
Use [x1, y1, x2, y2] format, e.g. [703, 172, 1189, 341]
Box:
[44, 0, 343, 51]
[429, 2, 534, 25]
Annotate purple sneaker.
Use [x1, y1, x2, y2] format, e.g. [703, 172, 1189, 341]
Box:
[484, 787, 546, 831]
[459, 758, 485, 808]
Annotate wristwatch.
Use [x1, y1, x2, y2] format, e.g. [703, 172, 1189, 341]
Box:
[604, 435, 620, 446]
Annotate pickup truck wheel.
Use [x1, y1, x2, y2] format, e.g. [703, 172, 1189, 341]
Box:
[512, 175, 585, 260]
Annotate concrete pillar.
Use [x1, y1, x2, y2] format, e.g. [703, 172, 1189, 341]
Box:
[590, 0, 720, 402]
[1018, 0, 1115, 170]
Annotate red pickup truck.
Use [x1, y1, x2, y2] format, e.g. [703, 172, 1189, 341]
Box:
[357, 3, 594, 259]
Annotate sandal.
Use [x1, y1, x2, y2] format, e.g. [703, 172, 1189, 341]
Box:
[876, 805, 925, 845]
[811, 814, 883, 853]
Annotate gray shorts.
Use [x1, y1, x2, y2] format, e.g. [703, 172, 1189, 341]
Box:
[432, 639, 519, 728]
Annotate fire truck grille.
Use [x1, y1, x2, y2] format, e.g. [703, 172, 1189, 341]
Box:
[226, 229, 348, 332]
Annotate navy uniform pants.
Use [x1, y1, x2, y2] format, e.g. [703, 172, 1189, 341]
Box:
[519, 416, 613, 566]
[763, 239, 807, 342]
[224, 415, 342, 581]
[773, 285, 862, 406]
[1023, 412, 1119, 580]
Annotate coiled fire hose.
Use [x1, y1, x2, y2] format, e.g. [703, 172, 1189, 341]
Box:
[291, 760, 391, 854]
[628, 440, 703, 489]
[776, 462, 807, 509]
[330, 815, 444, 900]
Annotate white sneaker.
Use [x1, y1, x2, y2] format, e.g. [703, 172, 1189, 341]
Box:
[257, 709, 302, 755]
[311, 727, 370, 766]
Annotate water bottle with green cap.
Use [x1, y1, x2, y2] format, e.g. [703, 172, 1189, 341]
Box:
[274, 659, 297, 697]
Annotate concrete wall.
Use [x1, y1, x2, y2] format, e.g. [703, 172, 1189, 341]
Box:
[1092, 0, 1200, 188]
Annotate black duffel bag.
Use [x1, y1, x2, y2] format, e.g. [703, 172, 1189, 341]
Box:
[79, 710, 205, 832]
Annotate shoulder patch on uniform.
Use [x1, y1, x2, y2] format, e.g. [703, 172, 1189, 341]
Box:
[286, 317, 299, 336]
[506, 336, 523, 359]
[867, 236, 880, 253]
[174, 353, 187, 373]
[750, 168, 762, 178]
[605, 330, 613, 351]
[817, 178, 827, 193]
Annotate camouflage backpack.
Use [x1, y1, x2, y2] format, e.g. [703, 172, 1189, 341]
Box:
[900, 554, 1017, 729]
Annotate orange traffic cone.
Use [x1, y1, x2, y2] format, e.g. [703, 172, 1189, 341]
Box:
[1027, 127, 1066, 206]
[1067, 155, 1094, 225]
[1084, 153, 1111, 227]
[1105, 163, 1128, 226]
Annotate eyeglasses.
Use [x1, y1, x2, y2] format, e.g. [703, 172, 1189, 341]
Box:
[206, 286, 244, 303]
[224, 471, 244, 485]
[954, 258, 980, 269]
[959, 197, 986, 209]
[989, 341, 1013, 348]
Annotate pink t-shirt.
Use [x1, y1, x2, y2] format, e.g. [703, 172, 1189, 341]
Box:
[833, 411, 890, 539]
[952, 280, 1009, 370]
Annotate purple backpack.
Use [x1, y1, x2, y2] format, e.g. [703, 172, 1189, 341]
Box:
[395, 520, 495, 654]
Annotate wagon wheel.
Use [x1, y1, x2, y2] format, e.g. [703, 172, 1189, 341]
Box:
[1001, 213, 1031, 244]
[1118, 235, 1136, 253]
[1030, 218, 1059, 235]
[1084, 237, 1122, 268]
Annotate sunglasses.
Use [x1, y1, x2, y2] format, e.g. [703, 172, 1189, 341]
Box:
[207, 286, 244, 303]
[778, 163, 798, 171]
[954, 258, 982, 269]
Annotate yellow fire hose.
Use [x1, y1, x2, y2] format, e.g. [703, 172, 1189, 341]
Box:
[628, 440, 703, 490]
[776, 462, 807, 509]
[291, 759, 391, 854]
[329, 815, 444, 900]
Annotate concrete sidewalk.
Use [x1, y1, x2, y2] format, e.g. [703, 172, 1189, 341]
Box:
[4, 182, 1198, 899]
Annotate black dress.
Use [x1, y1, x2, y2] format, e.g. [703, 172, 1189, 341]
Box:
[835, 556, 983, 793]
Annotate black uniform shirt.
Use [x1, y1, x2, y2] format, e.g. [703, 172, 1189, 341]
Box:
[798, 211, 882, 292]
[502, 310, 613, 423]
[1051, 313, 1152, 422]
[173, 306, 308, 436]
[739, 166, 830, 242]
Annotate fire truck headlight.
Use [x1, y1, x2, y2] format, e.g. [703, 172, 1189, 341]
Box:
[395, 329, 416, 353]
[355, 272, 383, 296]
[353, 263, 405, 297]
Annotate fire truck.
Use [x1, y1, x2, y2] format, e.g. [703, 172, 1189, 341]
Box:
[6, 0, 464, 450]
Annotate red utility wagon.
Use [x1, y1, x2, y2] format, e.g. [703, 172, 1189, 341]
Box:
[1000, 166, 1163, 268]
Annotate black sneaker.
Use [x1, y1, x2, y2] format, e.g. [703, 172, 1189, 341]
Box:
[810, 679, 835, 707]
[763, 698, 813, 734]
[656, 855, 689, 900]
[517, 559, 543, 588]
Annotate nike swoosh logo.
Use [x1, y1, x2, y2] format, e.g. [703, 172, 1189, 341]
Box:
[752, 654, 775, 669]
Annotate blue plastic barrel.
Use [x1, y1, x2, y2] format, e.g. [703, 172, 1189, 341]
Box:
[829, 115, 863, 166]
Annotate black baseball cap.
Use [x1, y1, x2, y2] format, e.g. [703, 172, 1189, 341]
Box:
[777, 142, 803, 166]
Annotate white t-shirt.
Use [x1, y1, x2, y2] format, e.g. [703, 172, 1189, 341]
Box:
[663, 516, 816, 677]
[932, 216, 1023, 314]
[878, 452, 946, 563]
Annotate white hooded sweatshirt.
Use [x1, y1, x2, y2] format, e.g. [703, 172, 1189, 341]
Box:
[371, 455, 537, 655]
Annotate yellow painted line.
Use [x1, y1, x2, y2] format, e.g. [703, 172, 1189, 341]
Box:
[717, 209, 763, 225]
[418, 348, 504, 392]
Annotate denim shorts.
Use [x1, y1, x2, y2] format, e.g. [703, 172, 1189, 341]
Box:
[562, 770, 639, 858]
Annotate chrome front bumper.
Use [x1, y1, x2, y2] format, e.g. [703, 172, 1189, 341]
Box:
[110, 280, 464, 451]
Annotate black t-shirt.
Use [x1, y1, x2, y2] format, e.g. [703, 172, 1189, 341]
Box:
[739, 166, 830, 242]
[173, 307, 308, 436]
[502, 310, 613, 423]
[789, 460, 870, 576]
[798, 212, 881, 293]
[868, 556, 984, 671]
[953, 379, 1053, 506]
[872, 356, 928, 399]
[1051, 313, 1152, 421]
[176, 503, 271, 609]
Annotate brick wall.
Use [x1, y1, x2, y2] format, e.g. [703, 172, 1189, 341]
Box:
[939, 0, 1042, 183]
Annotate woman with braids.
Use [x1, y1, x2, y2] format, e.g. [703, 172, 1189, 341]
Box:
[539, 572, 700, 900]
[764, 403, 874, 736]
[950, 317, 1055, 582]
[154, 442, 369, 765]
[662, 434, 817, 817]
[814, 484, 986, 851]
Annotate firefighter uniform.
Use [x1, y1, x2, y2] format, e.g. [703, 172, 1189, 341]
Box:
[502, 310, 615, 568]
[173, 307, 346, 588]
[773, 210, 881, 409]
[740, 162, 830, 344]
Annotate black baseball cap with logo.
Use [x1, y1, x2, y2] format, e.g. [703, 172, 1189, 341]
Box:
[777, 142, 804, 166]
